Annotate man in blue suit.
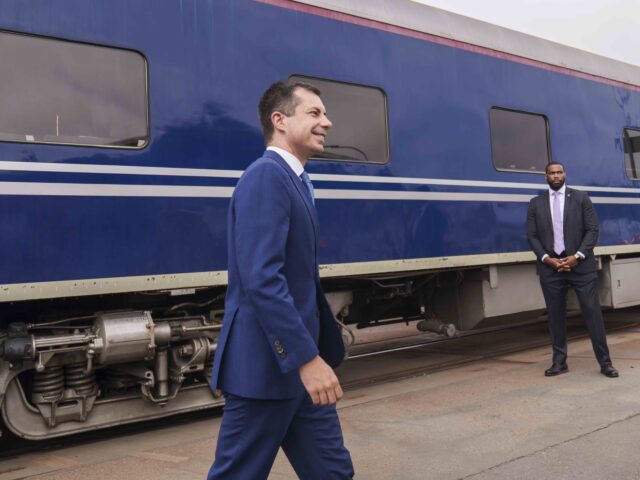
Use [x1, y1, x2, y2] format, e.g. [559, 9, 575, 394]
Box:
[208, 81, 354, 479]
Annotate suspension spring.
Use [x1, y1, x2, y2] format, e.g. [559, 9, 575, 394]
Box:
[65, 363, 97, 394]
[31, 366, 64, 397]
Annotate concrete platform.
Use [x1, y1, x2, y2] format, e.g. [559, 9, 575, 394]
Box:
[2, 319, 640, 479]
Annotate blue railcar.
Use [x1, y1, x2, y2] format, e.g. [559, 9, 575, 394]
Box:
[1, 0, 639, 439]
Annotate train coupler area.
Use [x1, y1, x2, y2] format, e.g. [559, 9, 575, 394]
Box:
[0, 322, 34, 371]
[416, 317, 457, 337]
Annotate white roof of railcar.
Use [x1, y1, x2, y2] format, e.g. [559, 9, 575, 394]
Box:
[295, 0, 640, 87]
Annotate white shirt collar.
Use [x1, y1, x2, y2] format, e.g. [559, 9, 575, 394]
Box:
[548, 184, 567, 196]
[267, 146, 304, 177]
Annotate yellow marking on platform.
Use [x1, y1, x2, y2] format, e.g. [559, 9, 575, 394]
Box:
[131, 451, 188, 463]
[36, 454, 79, 468]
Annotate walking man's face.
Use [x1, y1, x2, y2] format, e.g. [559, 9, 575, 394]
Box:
[546, 164, 566, 191]
[278, 88, 332, 161]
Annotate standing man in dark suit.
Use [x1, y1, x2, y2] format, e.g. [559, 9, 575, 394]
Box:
[526, 162, 618, 378]
[208, 81, 353, 479]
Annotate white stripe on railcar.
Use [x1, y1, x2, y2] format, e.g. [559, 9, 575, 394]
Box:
[3, 181, 640, 204]
[2, 161, 640, 194]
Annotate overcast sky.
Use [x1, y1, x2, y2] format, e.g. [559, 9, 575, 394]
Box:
[413, 0, 640, 67]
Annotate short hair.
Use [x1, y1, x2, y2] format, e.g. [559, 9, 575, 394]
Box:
[545, 161, 565, 174]
[258, 81, 321, 142]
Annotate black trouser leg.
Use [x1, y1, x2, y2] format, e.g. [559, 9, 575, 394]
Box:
[570, 272, 611, 366]
[539, 272, 569, 365]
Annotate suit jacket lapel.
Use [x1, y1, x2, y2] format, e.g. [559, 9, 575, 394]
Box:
[292, 172, 320, 235]
[266, 151, 320, 237]
[563, 188, 572, 225]
[541, 191, 553, 233]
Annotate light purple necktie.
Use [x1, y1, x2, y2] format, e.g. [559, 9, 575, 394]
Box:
[552, 191, 565, 255]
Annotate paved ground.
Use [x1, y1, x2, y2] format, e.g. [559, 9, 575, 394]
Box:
[2, 318, 640, 479]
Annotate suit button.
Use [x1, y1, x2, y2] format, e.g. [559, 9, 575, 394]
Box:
[274, 339, 281, 347]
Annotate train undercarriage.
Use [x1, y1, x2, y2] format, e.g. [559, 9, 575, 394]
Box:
[2, 255, 640, 440]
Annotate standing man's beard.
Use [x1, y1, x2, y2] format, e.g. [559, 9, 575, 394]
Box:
[547, 178, 565, 191]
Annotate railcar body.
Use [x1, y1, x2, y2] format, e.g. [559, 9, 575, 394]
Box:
[1, 0, 640, 439]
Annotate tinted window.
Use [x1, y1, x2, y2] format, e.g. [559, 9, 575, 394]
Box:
[489, 107, 550, 173]
[290, 76, 389, 164]
[0, 32, 148, 148]
[624, 128, 640, 180]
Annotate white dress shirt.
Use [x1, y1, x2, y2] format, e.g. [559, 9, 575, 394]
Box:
[267, 146, 304, 177]
[548, 184, 566, 224]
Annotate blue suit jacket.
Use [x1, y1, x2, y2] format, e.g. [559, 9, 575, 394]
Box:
[211, 150, 345, 399]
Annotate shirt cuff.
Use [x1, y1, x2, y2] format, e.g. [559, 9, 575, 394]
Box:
[576, 251, 585, 259]
[541, 254, 549, 262]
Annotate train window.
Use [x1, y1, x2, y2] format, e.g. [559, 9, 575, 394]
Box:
[0, 32, 148, 149]
[489, 107, 550, 173]
[290, 75, 389, 164]
[624, 128, 640, 180]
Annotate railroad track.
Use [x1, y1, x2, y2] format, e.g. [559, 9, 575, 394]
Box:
[340, 316, 640, 389]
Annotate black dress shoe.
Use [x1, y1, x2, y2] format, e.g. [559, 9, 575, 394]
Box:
[600, 364, 619, 378]
[545, 363, 568, 376]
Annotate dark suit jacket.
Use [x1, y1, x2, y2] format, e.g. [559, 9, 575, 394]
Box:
[526, 187, 599, 275]
[210, 150, 344, 399]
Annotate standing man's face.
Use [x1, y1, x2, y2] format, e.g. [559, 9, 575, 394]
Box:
[277, 88, 332, 161]
[546, 164, 566, 191]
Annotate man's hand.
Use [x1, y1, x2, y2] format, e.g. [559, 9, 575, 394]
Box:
[557, 255, 578, 272]
[543, 257, 563, 271]
[299, 355, 343, 406]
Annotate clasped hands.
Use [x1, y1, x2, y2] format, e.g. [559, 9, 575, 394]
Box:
[544, 255, 578, 272]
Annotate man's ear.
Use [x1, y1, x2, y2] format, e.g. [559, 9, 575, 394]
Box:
[271, 111, 286, 134]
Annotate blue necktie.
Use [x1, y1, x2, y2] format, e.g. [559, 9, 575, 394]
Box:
[300, 171, 315, 205]
[552, 191, 565, 255]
